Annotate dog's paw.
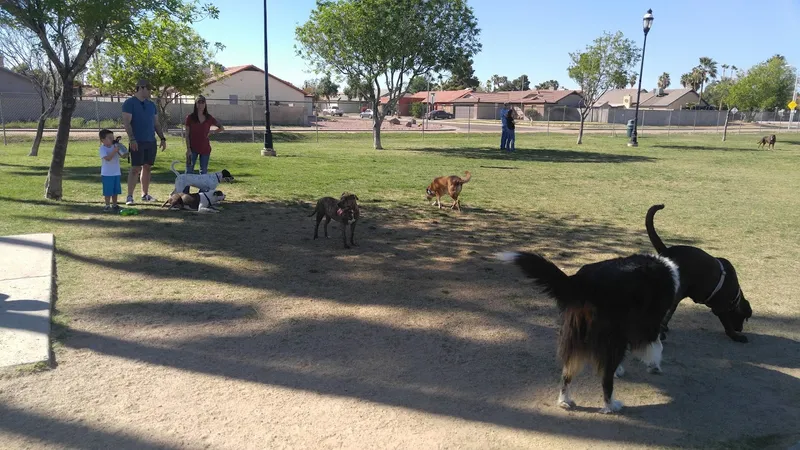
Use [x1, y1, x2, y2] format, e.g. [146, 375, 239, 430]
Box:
[599, 400, 623, 414]
[557, 399, 576, 410]
[647, 365, 662, 375]
[614, 365, 626, 378]
[730, 333, 749, 343]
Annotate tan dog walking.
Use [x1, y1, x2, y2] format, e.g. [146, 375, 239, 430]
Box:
[426, 171, 471, 211]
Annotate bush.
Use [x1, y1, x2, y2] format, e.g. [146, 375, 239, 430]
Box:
[410, 102, 426, 119]
[70, 117, 86, 128]
[524, 108, 542, 121]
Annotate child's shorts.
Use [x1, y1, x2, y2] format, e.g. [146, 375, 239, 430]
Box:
[102, 175, 122, 197]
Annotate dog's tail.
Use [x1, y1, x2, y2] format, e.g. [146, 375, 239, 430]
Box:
[458, 171, 471, 184]
[169, 160, 182, 176]
[645, 204, 668, 254]
[496, 251, 582, 310]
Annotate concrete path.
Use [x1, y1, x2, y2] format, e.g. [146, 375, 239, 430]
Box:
[0, 234, 55, 368]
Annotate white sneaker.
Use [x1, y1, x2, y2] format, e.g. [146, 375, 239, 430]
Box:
[125, 195, 134, 205]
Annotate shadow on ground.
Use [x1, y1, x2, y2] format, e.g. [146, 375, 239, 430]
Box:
[402, 146, 658, 163]
[2, 199, 798, 448]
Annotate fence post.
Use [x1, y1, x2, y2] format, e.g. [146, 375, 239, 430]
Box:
[94, 96, 100, 132]
[467, 106, 471, 141]
[759, 111, 763, 134]
[641, 110, 646, 138]
[0, 93, 6, 146]
[546, 107, 550, 136]
[315, 105, 319, 143]
[611, 108, 616, 137]
[562, 105, 567, 122]
[693, 109, 698, 133]
[738, 112, 743, 134]
[250, 101, 255, 143]
[667, 110, 672, 137]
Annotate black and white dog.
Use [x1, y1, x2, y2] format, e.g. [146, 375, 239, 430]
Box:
[162, 190, 225, 213]
[497, 251, 679, 414]
[170, 160, 234, 194]
[646, 204, 753, 342]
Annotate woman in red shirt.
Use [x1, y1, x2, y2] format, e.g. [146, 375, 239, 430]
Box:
[184, 95, 224, 175]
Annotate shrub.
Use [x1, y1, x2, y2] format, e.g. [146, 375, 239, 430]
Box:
[524, 108, 542, 121]
[410, 102, 426, 119]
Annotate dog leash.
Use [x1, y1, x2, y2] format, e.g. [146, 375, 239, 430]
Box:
[200, 192, 219, 211]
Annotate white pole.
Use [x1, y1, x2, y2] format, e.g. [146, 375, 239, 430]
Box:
[789, 71, 798, 130]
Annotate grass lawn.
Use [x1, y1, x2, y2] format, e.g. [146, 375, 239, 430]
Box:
[0, 131, 798, 449]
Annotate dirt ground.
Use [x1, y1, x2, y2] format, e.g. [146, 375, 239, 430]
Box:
[1, 200, 798, 449]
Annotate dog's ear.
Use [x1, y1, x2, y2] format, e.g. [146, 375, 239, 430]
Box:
[354, 195, 359, 201]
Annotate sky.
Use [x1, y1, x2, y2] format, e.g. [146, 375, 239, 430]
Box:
[192, 0, 800, 92]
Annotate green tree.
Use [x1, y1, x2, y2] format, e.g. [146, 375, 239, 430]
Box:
[440, 53, 480, 90]
[407, 75, 433, 94]
[727, 56, 796, 112]
[509, 74, 530, 91]
[316, 74, 340, 103]
[657, 72, 670, 89]
[295, 0, 481, 149]
[629, 73, 637, 88]
[409, 102, 426, 118]
[703, 78, 735, 110]
[0, 24, 62, 157]
[696, 56, 718, 106]
[567, 31, 640, 144]
[680, 70, 702, 91]
[1, 0, 218, 199]
[101, 12, 224, 132]
[534, 80, 560, 90]
[302, 78, 320, 100]
[342, 76, 370, 101]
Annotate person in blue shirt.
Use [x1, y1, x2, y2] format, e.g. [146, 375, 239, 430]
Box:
[499, 103, 510, 150]
[122, 79, 167, 205]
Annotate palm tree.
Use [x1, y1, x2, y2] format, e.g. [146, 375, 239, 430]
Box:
[696, 57, 718, 106]
[680, 71, 702, 91]
[730, 65, 738, 79]
[721, 64, 729, 79]
[657, 72, 671, 89]
[629, 73, 638, 88]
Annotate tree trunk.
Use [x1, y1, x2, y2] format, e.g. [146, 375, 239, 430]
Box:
[576, 114, 586, 144]
[29, 98, 58, 157]
[45, 82, 76, 200]
[373, 116, 383, 149]
[722, 111, 729, 142]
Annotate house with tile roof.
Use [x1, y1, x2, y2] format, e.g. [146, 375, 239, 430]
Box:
[379, 88, 473, 116]
[449, 90, 583, 120]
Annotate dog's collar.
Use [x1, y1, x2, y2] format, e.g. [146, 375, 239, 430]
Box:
[706, 258, 742, 312]
[216, 173, 222, 182]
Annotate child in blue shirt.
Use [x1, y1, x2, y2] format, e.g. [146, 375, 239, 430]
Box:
[99, 129, 123, 212]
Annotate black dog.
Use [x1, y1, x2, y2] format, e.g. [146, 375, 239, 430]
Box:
[757, 134, 776, 150]
[497, 251, 678, 414]
[646, 204, 753, 343]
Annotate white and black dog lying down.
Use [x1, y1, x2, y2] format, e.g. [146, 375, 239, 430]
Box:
[162, 190, 225, 213]
[170, 160, 234, 194]
[646, 204, 753, 343]
[497, 251, 679, 414]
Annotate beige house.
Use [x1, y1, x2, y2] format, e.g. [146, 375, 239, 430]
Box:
[594, 88, 708, 110]
[449, 90, 583, 120]
[195, 65, 313, 126]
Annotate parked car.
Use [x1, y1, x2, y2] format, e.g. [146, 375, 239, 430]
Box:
[425, 110, 454, 120]
[360, 109, 374, 119]
[322, 105, 343, 116]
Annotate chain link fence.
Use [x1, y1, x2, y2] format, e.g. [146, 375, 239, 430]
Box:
[1, 92, 798, 145]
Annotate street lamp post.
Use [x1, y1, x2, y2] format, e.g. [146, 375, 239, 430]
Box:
[628, 9, 654, 148]
[261, 0, 276, 156]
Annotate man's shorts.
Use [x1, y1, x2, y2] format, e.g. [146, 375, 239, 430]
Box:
[130, 141, 157, 167]
[102, 175, 122, 196]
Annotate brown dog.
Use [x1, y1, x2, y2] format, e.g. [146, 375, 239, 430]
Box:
[757, 134, 776, 149]
[426, 171, 471, 211]
[309, 192, 360, 248]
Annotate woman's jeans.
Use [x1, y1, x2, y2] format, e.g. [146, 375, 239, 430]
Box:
[184, 151, 210, 193]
